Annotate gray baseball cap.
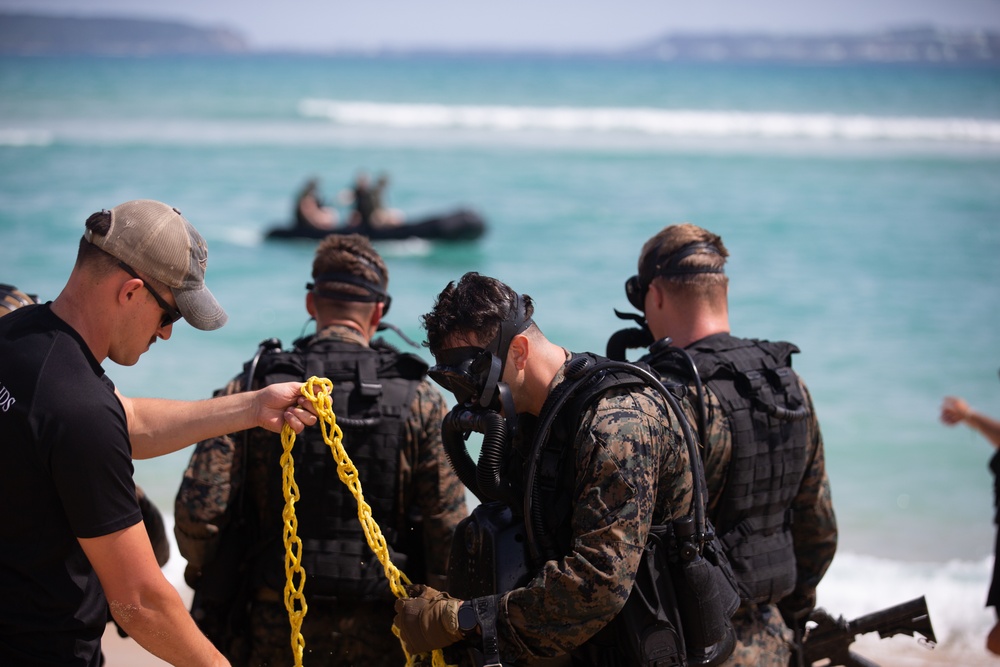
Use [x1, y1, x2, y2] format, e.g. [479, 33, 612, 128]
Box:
[84, 199, 228, 331]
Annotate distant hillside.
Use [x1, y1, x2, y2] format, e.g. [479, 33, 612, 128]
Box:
[1, 13, 997, 64]
[623, 27, 1000, 64]
[0, 13, 248, 56]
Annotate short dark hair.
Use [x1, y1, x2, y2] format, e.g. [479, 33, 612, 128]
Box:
[311, 233, 388, 301]
[421, 272, 534, 355]
[76, 209, 120, 275]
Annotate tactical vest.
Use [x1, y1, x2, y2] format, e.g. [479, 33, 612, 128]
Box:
[649, 333, 810, 605]
[252, 335, 426, 602]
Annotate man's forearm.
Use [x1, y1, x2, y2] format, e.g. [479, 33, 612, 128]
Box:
[965, 410, 1000, 448]
[110, 580, 229, 667]
[124, 393, 259, 460]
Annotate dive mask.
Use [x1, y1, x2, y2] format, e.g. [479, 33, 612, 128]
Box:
[625, 241, 725, 312]
[429, 346, 503, 409]
[307, 270, 392, 315]
[429, 293, 533, 410]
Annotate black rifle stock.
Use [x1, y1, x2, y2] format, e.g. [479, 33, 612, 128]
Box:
[800, 596, 937, 667]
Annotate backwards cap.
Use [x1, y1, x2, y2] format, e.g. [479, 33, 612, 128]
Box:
[85, 199, 228, 331]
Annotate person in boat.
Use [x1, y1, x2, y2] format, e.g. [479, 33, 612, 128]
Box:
[343, 171, 377, 231]
[623, 223, 837, 666]
[174, 233, 468, 667]
[940, 393, 1000, 655]
[393, 272, 726, 666]
[0, 200, 317, 667]
[343, 171, 405, 232]
[370, 172, 404, 229]
[294, 177, 338, 231]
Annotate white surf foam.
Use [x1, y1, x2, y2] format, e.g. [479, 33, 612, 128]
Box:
[299, 99, 1000, 144]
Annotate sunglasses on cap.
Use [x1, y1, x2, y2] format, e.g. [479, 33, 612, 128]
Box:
[119, 262, 183, 329]
[624, 241, 725, 312]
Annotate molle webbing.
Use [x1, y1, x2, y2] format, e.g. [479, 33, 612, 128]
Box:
[254, 337, 424, 601]
[683, 333, 809, 605]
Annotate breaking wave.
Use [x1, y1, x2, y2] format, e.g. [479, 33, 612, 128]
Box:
[300, 99, 1000, 144]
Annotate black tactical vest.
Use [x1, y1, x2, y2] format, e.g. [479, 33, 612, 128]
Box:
[252, 335, 426, 602]
[648, 333, 810, 605]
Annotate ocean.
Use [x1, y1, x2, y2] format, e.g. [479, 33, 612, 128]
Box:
[2, 54, 999, 663]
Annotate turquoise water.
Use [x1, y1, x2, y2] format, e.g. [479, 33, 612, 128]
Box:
[2, 54, 999, 657]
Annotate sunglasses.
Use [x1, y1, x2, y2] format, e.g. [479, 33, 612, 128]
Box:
[119, 262, 183, 329]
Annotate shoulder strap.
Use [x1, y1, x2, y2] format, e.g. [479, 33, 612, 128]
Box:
[524, 354, 707, 563]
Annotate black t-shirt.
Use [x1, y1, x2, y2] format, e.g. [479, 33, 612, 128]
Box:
[0, 304, 141, 666]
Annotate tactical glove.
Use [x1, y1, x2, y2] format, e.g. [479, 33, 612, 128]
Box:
[777, 590, 816, 635]
[393, 584, 463, 654]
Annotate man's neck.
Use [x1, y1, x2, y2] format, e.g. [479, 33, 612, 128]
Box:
[667, 322, 728, 349]
[525, 341, 571, 415]
[317, 317, 370, 340]
[51, 279, 110, 363]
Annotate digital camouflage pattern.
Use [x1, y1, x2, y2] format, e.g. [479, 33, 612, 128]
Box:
[723, 604, 794, 667]
[494, 359, 694, 664]
[687, 376, 837, 667]
[175, 325, 468, 667]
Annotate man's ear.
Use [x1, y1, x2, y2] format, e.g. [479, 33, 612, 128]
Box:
[305, 292, 317, 318]
[508, 333, 529, 370]
[649, 279, 666, 311]
[119, 277, 142, 306]
[365, 301, 383, 337]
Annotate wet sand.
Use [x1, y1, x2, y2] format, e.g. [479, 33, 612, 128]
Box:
[99, 588, 997, 667]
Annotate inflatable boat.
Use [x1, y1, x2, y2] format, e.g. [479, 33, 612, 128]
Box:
[265, 208, 487, 243]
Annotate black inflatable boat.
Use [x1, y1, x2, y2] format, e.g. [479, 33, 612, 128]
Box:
[265, 208, 486, 242]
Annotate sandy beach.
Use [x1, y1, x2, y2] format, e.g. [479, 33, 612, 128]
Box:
[99, 583, 998, 667]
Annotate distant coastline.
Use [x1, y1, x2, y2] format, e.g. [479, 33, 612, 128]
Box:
[0, 12, 998, 64]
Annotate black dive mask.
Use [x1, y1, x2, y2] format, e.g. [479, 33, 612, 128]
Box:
[307, 271, 392, 315]
[429, 293, 533, 411]
[429, 346, 503, 409]
[624, 241, 725, 312]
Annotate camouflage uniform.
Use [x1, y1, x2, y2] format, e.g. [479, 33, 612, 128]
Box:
[175, 325, 468, 667]
[691, 376, 836, 667]
[493, 357, 694, 664]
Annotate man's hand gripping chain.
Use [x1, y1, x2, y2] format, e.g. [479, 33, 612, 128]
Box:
[279, 376, 454, 667]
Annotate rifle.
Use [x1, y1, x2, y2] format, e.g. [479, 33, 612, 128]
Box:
[798, 596, 937, 667]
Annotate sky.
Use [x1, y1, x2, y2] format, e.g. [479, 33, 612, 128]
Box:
[1, 0, 1000, 52]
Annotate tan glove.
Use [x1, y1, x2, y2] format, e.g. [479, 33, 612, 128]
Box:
[393, 584, 463, 654]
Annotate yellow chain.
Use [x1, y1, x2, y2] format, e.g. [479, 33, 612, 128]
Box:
[280, 400, 310, 666]
[280, 376, 454, 667]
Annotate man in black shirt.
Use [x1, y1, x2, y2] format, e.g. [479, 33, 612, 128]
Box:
[0, 200, 317, 667]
